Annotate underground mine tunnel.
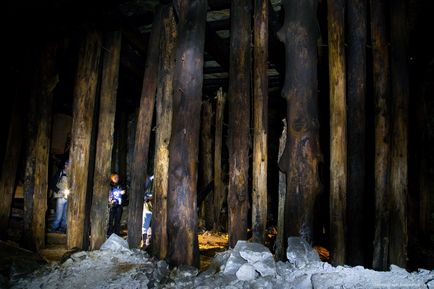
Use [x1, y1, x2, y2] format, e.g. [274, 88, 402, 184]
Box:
[2, 0, 434, 287]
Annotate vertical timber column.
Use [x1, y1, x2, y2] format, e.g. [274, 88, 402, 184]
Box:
[227, 0, 252, 247]
[68, 30, 102, 250]
[346, 0, 367, 266]
[328, 0, 347, 265]
[128, 6, 163, 248]
[152, 4, 176, 260]
[389, 0, 409, 267]
[277, 0, 321, 244]
[252, 0, 269, 244]
[32, 43, 59, 251]
[22, 85, 38, 249]
[371, 0, 391, 271]
[0, 92, 24, 239]
[213, 87, 225, 231]
[167, 0, 207, 267]
[90, 31, 121, 250]
[200, 99, 214, 229]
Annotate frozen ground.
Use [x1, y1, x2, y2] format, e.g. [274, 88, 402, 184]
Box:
[7, 235, 434, 289]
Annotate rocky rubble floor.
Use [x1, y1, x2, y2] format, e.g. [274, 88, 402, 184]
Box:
[8, 235, 434, 289]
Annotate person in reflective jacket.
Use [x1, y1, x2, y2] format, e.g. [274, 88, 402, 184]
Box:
[107, 173, 125, 236]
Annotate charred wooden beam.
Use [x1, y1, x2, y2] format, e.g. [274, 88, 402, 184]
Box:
[167, 0, 207, 267]
[128, 5, 163, 249]
[328, 0, 347, 266]
[252, 0, 268, 244]
[389, 0, 409, 268]
[90, 31, 121, 250]
[346, 0, 367, 266]
[371, 0, 392, 271]
[151, 4, 176, 260]
[199, 99, 214, 229]
[67, 30, 102, 250]
[213, 88, 226, 231]
[227, 0, 252, 248]
[277, 0, 321, 244]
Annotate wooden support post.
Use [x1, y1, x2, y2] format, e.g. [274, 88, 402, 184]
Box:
[151, 4, 176, 260]
[418, 96, 430, 242]
[167, 0, 207, 267]
[67, 30, 102, 250]
[200, 99, 214, 229]
[128, 6, 163, 249]
[32, 43, 59, 251]
[389, 0, 409, 268]
[22, 86, 38, 249]
[252, 0, 269, 244]
[275, 119, 287, 260]
[328, 0, 347, 265]
[371, 0, 391, 271]
[0, 90, 24, 239]
[213, 87, 226, 231]
[227, 0, 252, 248]
[90, 31, 121, 250]
[346, 0, 367, 266]
[277, 0, 321, 244]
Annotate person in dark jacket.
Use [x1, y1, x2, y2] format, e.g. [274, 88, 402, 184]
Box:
[107, 173, 125, 236]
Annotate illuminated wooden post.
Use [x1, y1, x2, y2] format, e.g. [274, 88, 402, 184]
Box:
[167, 0, 207, 267]
[252, 0, 268, 244]
[67, 30, 102, 250]
[90, 31, 121, 250]
[152, 4, 176, 260]
[227, 0, 252, 248]
[277, 0, 321, 245]
[328, 0, 347, 265]
[128, 6, 163, 248]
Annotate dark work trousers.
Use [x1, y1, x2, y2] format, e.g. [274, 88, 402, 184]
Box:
[107, 204, 123, 236]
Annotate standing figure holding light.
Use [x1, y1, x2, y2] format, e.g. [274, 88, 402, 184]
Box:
[107, 173, 126, 236]
[49, 160, 70, 233]
[142, 174, 154, 248]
